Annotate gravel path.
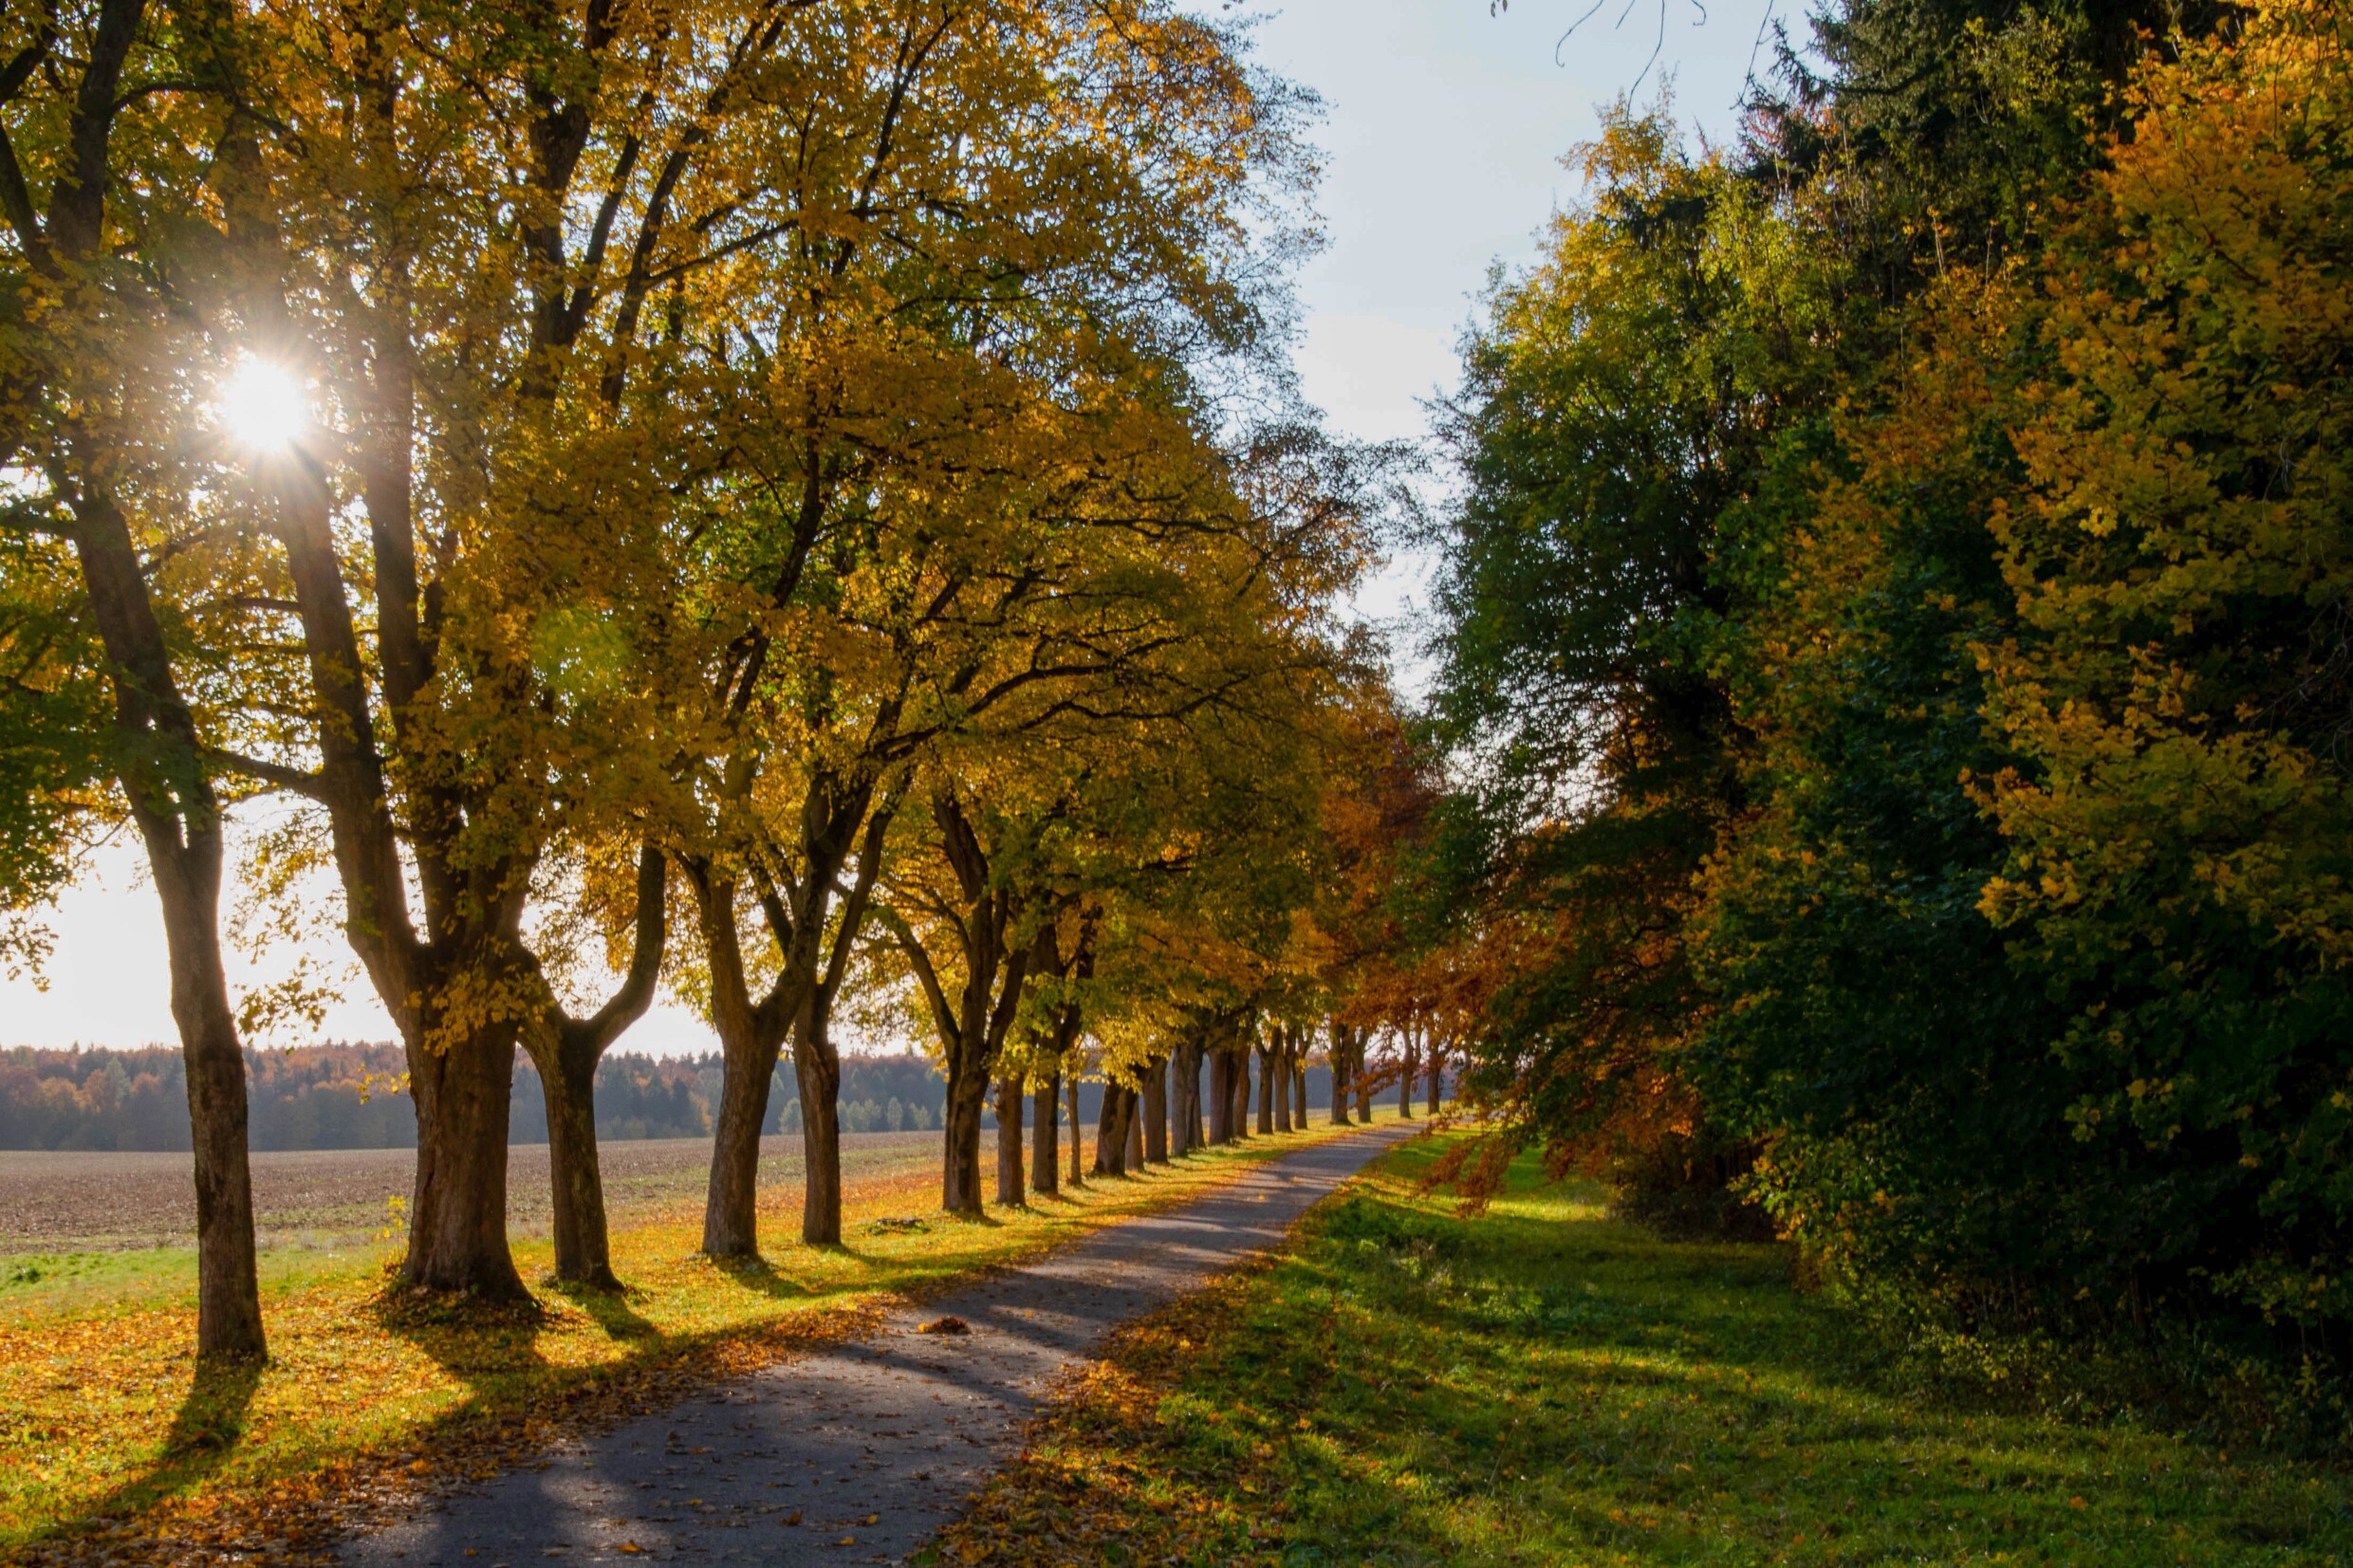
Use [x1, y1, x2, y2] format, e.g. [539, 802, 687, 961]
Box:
[340, 1123, 1417, 1566]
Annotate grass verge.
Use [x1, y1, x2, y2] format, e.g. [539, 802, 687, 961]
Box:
[0, 1109, 1407, 1562]
[922, 1128, 2353, 1567]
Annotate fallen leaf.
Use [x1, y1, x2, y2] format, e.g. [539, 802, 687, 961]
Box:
[918, 1317, 971, 1336]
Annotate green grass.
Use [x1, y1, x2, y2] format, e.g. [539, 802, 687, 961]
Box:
[929, 1130, 2353, 1566]
[0, 1245, 381, 1319]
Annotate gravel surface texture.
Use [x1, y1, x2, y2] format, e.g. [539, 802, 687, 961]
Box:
[339, 1124, 1417, 1566]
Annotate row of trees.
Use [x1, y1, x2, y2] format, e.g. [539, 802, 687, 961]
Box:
[1430, 0, 2353, 1382]
[0, 1038, 1433, 1151]
[0, 0, 1460, 1361]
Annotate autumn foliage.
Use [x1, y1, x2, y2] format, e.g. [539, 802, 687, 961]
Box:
[1432, 0, 2353, 1420]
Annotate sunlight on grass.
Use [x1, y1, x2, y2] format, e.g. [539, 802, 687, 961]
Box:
[928, 1128, 2353, 1567]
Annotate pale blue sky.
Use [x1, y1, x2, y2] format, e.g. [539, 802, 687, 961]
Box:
[9, 0, 1780, 1056]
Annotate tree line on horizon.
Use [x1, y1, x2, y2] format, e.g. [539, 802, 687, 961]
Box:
[0, 0, 1463, 1362]
[0, 1042, 836, 1151]
[1425, 0, 2353, 1435]
[0, 1040, 1335, 1151]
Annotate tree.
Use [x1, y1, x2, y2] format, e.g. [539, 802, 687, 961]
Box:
[1974, 0, 2353, 1330]
[0, 0, 269, 1356]
[656, 0, 1312, 1251]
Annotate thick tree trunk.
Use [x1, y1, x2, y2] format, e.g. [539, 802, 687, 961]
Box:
[1126, 1095, 1144, 1171]
[942, 1055, 990, 1215]
[1229, 1049, 1252, 1139]
[995, 1077, 1026, 1206]
[1331, 1022, 1352, 1126]
[704, 1005, 787, 1258]
[1400, 1033, 1418, 1120]
[1255, 1042, 1276, 1134]
[535, 1037, 614, 1287]
[1094, 1084, 1128, 1176]
[1294, 1054, 1307, 1128]
[1356, 1037, 1375, 1122]
[403, 1025, 528, 1298]
[1141, 1057, 1169, 1163]
[1066, 1075, 1085, 1187]
[794, 997, 845, 1245]
[1429, 1041, 1445, 1114]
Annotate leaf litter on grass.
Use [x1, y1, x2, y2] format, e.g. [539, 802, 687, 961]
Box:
[2, 1120, 1380, 1565]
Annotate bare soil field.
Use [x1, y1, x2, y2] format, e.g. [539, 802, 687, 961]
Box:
[0, 1131, 955, 1251]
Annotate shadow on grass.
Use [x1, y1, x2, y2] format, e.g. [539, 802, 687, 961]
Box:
[371, 1288, 556, 1401]
[30, 1355, 265, 1548]
[549, 1280, 658, 1342]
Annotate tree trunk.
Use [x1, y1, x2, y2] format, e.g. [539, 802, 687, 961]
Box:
[996, 1077, 1026, 1206]
[704, 1005, 787, 1259]
[942, 1054, 990, 1215]
[1255, 1042, 1276, 1134]
[75, 490, 266, 1356]
[1428, 1040, 1445, 1115]
[1355, 1035, 1375, 1122]
[794, 996, 845, 1245]
[1185, 1036, 1207, 1152]
[1032, 1069, 1060, 1196]
[1067, 1074, 1085, 1187]
[1169, 1037, 1194, 1153]
[1141, 1057, 1169, 1163]
[1294, 1053, 1308, 1128]
[528, 844, 663, 1286]
[1229, 1048, 1252, 1139]
[1400, 1032, 1418, 1120]
[179, 973, 264, 1356]
[1094, 1084, 1128, 1176]
[403, 1024, 528, 1299]
[691, 859, 796, 1260]
[1207, 1051, 1230, 1145]
[1126, 1094, 1144, 1171]
[534, 1035, 613, 1288]
[1272, 1032, 1293, 1134]
[144, 836, 266, 1354]
[1331, 1022, 1352, 1126]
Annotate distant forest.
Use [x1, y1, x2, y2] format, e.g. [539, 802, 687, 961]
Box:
[0, 1044, 970, 1153]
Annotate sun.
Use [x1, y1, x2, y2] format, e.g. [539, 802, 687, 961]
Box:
[219, 358, 310, 453]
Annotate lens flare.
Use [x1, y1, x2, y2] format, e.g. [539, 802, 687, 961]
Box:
[219, 359, 309, 452]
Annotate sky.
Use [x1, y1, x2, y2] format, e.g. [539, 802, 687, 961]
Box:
[5, 0, 1780, 1058]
